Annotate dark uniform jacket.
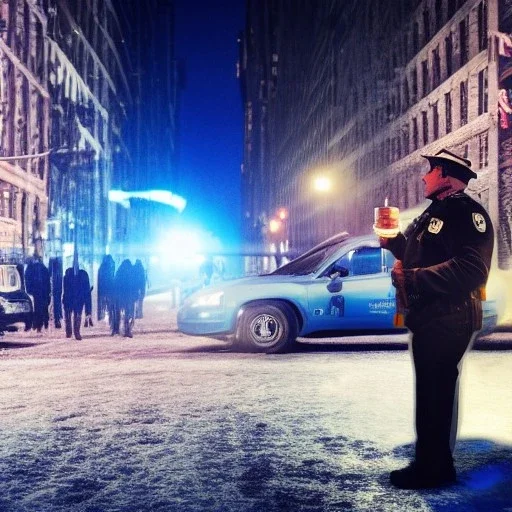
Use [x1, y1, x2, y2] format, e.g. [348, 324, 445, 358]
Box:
[386, 192, 494, 330]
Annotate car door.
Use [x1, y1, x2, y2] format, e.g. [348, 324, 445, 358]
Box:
[338, 247, 397, 329]
[306, 245, 397, 332]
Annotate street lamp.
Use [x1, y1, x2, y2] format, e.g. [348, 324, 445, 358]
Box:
[309, 167, 338, 242]
[313, 175, 333, 193]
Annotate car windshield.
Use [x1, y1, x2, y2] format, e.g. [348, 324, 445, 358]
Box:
[271, 237, 348, 276]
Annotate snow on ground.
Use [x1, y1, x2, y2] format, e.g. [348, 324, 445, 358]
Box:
[0, 293, 511, 511]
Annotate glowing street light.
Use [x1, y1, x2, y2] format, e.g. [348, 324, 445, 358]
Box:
[277, 207, 288, 220]
[269, 218, 282, 233]
[313, 175, 332, 193]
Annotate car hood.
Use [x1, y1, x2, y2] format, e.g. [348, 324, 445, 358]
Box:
[185, 273, 315, 300]
[219, 273, 314, 289]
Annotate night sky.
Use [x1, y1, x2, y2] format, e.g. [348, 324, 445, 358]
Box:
[174, 1, 245, 250]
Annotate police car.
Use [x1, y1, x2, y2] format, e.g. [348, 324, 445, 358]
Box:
[177, 233, 499, 353]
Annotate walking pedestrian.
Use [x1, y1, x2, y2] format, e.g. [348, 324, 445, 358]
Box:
[133, 259, 146, 319]
[98, 254, 116, 324]
[24, 257, 51, 332]
[112, 259, 138, 337]
[49, 257, 63, 329]
[378, 148, 494, 489]
[62, 264, 92, 341]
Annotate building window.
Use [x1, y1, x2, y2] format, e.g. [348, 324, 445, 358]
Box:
[459, 18, 469, 67]
[445, 92, 453, 133]
[411, 68, 418, 103]
[435, 0, 443, 31]
[448, 0, 457, 19]
[433, 46, 441, 89]
[479, 131, 489, 168]
[403, 79, 410, 111]
[413, 22, 419, 54]
[478, 67, 488, 115]
[445, 33, 453, 77]
[433, 102, 439, 139]
[478, 1, 488, 52]
[413, 117, 419, 150]
[422, 111, 429, 145]
[422, 60, 429, 97]
[0, 183, 16, 220]
[460, 80, 468, 125]
[402, 124, 410, 154]
[423, 10, 431, 43]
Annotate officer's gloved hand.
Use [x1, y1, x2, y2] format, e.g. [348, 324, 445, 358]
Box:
[84, 315, 93, 328]
[391, 260, 404, 288]
[391, 261, 409, 309]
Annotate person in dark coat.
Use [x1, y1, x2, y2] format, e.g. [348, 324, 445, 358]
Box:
[17, 263, 32, 331]
[112, 259, 138, 338]
[62, 266, 92, 341]
[133, 259, 146, 319]
[24, 257, 51, 333]
[379, 149, 494, 489]
[97, 255, 116, 324]
[49, 257, 63, 329]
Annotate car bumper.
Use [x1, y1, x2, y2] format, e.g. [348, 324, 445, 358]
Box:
[177, 306, 233, 335]
[0, 312, 32, 328]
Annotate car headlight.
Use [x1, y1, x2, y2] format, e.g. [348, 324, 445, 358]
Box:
[191, 291, 224, 307]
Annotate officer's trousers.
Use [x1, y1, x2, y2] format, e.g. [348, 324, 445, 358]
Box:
[411, 313, 474, 470]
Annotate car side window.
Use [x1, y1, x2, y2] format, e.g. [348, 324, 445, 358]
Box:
[349, 247, 384, 276]
[324, 246, 396, 277]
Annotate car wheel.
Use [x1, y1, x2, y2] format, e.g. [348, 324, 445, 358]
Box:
[235, 301, 298, 354]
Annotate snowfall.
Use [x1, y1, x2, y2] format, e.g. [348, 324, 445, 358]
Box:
[0, 293, 511, 512]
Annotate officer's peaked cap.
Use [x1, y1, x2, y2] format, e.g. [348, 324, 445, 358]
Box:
[421, 148, 477, 183]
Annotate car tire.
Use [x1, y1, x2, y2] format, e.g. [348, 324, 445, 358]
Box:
[235, 301, 299, 354]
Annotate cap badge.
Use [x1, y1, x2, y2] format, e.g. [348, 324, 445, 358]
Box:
[472, 212, 487, 233]
[428, 217, 444, 234]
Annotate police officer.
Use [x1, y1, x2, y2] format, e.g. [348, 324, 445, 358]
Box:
[379, 148, 494, 489]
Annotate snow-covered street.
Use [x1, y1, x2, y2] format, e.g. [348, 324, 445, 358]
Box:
[0, 293, 511, 511]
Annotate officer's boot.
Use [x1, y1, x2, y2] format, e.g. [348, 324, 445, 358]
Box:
[73, 312, 82, 341]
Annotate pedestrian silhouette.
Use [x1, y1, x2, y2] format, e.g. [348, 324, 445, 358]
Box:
[112, 259, 138, 337]
[133, 259, 146, 319]
[98, 254, 116, 325]
[62, 258, 92, 341]
[24, 257, 51, 333]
